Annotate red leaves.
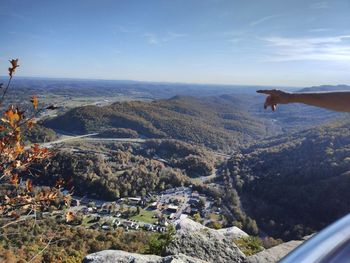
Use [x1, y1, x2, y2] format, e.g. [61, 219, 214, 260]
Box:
[29, 144, 51, 160]
[8, 59, 19, 77]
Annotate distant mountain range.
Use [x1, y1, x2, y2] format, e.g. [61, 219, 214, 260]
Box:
[3, 77, 298, 98]
[298, 84, 350, 93]
[43, 91, 349, 150]
[5, 77, 348, 149]
[44, 95, 267, 150]
[5, 76, 350, 101]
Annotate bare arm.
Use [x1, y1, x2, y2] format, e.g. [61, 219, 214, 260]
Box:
[257, 89, 350, 112]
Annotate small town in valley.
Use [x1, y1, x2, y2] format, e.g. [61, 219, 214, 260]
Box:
[59, 186, 223, 232]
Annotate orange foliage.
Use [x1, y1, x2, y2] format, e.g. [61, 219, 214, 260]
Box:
[65, 211, 76, 223]
[0, 59, 62, 220]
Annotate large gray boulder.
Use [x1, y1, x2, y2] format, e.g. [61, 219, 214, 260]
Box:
[165, 217, 247, 263]
[246, 236, 311, 263]
[82, 218, 249, 263]
[175, 217, 248, 239]
[82, 250, 208, 263]
[218, 226, 248, 239]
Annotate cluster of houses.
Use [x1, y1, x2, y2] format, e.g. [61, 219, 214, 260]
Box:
[87, 217, 167, 233]
[184, 191, 204, 216]
[64, 187, 218, 232]
[143, 223, 167, 232]
[90, 219, 142, 231]
[71, 196, 145, 212]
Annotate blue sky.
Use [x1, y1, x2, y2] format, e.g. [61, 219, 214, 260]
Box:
[0, 0, 350, 87]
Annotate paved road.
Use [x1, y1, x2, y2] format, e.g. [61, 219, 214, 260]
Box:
[83, 137, 146, 143]
[190, 167, 218, 184]
[42, 134, 232, 159]
[41, 133, 99, 148]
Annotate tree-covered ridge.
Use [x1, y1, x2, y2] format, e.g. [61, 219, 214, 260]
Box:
[44, 95, 267, 150]
[23, 123, 57, 143]
[226, 119, 350, 240]
[38, 150, 189, 201]
[34, 139, 217, 200]
[139, 139, 215, 178]
[0, 217, 156, 262]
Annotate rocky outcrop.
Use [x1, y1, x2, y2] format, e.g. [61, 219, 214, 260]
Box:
[82, 250, 208, 263]
[246, 236, 311, 263]
[217, 226, 248, 239]
[82, 218, 313, 263]
[165, 217, 247, 263]
[176, 216, 248, 240]
[82, 218, 249, 263]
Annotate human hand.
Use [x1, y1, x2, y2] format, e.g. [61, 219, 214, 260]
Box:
[256, 89, 292, 111]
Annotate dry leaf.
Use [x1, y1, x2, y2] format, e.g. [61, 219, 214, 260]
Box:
[30, 96, 38, 109]
[8, 59, 19, 77]
[26, 179, 33, 192]
[11, 173, 19, 185]
[65, 211, 76, 223]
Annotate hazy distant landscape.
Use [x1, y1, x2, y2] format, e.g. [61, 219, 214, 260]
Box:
[2, 0, 350, 262]
[2, 75, 350, 262]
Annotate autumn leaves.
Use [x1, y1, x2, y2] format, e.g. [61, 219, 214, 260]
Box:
[0, 59, 62, 221]
[8, 59, 19, 78]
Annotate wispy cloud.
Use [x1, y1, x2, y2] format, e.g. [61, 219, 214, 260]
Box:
[310, 1, 329, 9]
[144, 33, 160, 45]
[115, 25, 130, 33]
[143, 32, 187, 45]
[309, 28, 332, 33]
[263, 35, 350, 62]
[222, 30, 250, 44]
[8, 30, 51, 40]
[167, 32, 187, 38]
[250, 14, 282, 26]
[228, 38, 242, 44]
[112, 49, 122, 55]
[0, 11, 28, 21]
[222, 30, 246, 37]
[9, 12, 27, 20]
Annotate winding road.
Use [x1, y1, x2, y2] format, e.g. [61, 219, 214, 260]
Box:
[41, 133, 232, 184]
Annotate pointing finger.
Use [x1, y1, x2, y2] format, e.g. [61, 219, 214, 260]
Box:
[257, 89, 274, 95]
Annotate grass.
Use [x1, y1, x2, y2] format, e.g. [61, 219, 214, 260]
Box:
[234, 236, 263, 256]
[81, 215, 92, 226]
[130, 209, 157, 224]
[207, 213, 221, 221]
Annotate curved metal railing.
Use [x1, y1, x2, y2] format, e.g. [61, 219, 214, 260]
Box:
[280, 214, 350, 263]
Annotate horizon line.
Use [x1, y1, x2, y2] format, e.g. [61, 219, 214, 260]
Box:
[0, 75, 320, 89]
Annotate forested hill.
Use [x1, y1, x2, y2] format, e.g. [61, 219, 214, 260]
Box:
[43, 92, 349, 149]
[43, 95, 268, 149]
[226, 119, 350, 240]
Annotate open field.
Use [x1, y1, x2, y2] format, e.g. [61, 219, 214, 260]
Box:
[130, 209, 158, 224]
